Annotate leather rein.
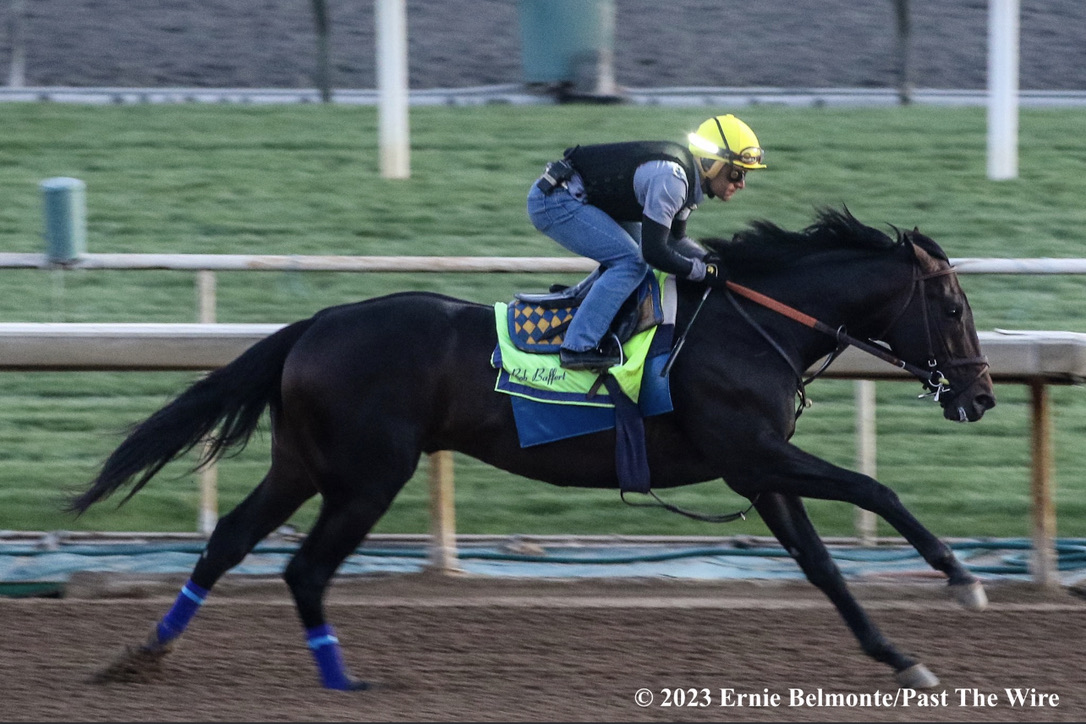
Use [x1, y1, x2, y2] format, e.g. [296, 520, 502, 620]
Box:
[723, 262, 990, 410]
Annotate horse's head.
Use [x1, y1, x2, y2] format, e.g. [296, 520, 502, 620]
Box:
[709, 208, 995, 422]
[879, 229, 995, 422]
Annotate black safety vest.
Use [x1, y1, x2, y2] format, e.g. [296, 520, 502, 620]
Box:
[563, 141, 699, 222]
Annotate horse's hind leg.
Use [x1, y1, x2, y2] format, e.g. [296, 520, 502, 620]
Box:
[277, 423, 418, 690]
[91, 465, 315, 684]
[754, 492, 939, 689]
[282, 483, 406, 691]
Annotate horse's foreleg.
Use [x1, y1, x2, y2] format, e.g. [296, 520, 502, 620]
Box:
[754, 492, 939, 688]
[849, 482, 986, 608]
[766, 444, 985, 608]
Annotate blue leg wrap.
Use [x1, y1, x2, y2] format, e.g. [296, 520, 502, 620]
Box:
[155, 579, 209, 645]
[306, 624, 353, 689]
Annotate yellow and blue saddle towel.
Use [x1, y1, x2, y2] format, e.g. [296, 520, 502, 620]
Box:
[490, 271, 676, 448]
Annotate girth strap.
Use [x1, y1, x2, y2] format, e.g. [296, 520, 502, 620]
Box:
[621, 488, 760, 523]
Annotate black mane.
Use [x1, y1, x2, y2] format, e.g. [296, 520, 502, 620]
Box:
[703, 207, 904, 274]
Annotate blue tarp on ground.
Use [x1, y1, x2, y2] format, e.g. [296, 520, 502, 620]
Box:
[2, 538, 1084, 589]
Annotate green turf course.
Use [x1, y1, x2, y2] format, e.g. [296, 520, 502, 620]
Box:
[0, 102, 1084, 540]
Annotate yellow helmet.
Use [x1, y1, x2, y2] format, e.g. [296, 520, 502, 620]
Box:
[688, 114, 766, 179]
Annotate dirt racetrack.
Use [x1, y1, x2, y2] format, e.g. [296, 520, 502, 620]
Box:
[2, 573, 1084, 723]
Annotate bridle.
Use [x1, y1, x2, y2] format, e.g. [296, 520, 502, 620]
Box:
[870, 256, 990, 403]
[721, 249, 990, 407]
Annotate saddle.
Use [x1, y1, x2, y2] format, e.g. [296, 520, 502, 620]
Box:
[508, 269, 664, 353]
[492, 270, 678, 495]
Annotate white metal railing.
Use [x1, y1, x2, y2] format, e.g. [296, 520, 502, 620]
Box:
[7, 251, 1086, 274]
[0, 252, 597, 273]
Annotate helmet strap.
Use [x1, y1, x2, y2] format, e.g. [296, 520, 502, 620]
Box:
[700, 157, 725, 180]
[699, 158, 722, 198]
[702, 175, 716, 199]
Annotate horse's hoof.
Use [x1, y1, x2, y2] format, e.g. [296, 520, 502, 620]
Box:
[88, 644, 168, 684]
[896, 663, 939, 689]
[950, 580, 988, 611]
[140, 624, 179, 654]
[328, 677, 374, 692]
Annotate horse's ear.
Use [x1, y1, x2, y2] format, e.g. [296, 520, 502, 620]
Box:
[908, 229, 951, 263]
[888, 223, 904, 244]
[909, 236, 938, 273]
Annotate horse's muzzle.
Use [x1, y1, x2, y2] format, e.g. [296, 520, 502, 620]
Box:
[943, 384, 996, 423]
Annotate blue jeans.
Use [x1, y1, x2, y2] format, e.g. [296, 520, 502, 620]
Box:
[527, 184, 649, 352]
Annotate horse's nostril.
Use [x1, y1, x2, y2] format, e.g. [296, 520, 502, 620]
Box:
[976, 393, 996, 411]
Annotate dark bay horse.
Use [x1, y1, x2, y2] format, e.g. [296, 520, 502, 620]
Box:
[72, 208, 995, 690]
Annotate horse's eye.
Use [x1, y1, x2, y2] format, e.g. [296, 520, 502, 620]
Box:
[946, 304, 962, 319]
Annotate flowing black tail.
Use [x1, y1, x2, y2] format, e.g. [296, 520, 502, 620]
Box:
[68, 317, 316, 514]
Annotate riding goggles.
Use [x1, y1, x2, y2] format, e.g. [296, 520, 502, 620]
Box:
[688, 132, 764, 171]
[725, 146, 764, 166]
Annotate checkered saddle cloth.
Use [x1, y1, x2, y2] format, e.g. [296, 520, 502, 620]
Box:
[507, 271, 663, 353]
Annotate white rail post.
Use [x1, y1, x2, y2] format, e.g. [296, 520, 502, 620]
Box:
[594, 0, 617, 97]
[427, 450, 460, 574]
[6, 0, 26, 88]
[1028, 381, 1058, 587]
[986, 0, 1019, 180]
[854, 380, 878, 545]
[375, 0, 410, 179]
[196, 270, 219, 536]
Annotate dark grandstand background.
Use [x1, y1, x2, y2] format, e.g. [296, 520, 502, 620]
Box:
[0, 0, 1083, 90]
